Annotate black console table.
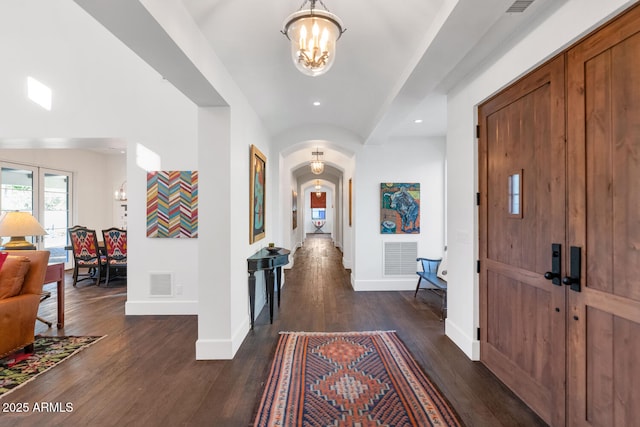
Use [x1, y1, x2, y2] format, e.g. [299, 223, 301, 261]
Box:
[247, 247, 290, 329]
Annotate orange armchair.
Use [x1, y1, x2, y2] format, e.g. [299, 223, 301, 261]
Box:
[0, 250, 50, 358]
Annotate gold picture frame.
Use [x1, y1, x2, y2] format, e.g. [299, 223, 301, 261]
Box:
[249, 145, 266, 243]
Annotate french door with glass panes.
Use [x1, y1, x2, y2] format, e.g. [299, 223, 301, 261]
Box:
[0, 162, 73, 268]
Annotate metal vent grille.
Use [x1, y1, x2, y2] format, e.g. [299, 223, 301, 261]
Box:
[383, 242, 418, 276]
[507, 0, 535, 13]
[150, 272, 173, 296]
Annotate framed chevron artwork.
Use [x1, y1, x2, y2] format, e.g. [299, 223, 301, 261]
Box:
[146, 170, 198, 238]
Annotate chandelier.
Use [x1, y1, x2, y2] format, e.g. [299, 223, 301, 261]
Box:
[114, 180, 127, 201]
[282, 0, 345, 77]
[310, 149, 325, 175]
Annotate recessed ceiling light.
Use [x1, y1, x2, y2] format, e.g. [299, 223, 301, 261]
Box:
[313, 101, 321, 106]
[414, 119, 423, 124]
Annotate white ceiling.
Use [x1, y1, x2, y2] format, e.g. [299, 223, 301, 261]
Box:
[179, 0, 564, 143]
[70, 0, 565, 153]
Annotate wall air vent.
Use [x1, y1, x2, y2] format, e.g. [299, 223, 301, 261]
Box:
[383, 241, 418, 276]
[150, 272, 173, 297]
[506, 0, 535, 13]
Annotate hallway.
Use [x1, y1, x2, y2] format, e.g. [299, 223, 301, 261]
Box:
[6, 234, 546, 426]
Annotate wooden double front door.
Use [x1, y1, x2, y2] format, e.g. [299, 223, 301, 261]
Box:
[478, 5, 640, 426]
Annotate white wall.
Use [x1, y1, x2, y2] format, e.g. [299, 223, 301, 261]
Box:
[0, 0, 199, 317]
[134, 0, 275, 359]
[0, 1, 269, 360]
[445, 0, 638, 360]
[352, 138, 446, 291]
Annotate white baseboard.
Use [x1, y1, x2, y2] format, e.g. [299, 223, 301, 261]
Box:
[125, 300, 198, 315]
[195, 318, 250, 360]
[445, 318, 480, 361]
[352, 278, 415, 292]
[195, 338, 233, 360]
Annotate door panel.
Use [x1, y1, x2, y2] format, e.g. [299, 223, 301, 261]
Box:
[567, 5, 640, 426]
[479, 55, 566, 426]
[479, 5, 640, 426]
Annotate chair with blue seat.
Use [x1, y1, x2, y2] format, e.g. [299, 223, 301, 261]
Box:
[415, 257, 448, 320]
[68, 225, 106, 287]
[101, 227, 127, 286]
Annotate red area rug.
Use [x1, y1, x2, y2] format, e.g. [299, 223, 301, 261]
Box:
[254, 331, 463, 426]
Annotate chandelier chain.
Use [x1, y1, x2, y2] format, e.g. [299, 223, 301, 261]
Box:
[297, 0, 332, 13]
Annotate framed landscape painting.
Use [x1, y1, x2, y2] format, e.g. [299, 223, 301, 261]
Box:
[380, 182, 420, 234]
[250, 145, 266, 243]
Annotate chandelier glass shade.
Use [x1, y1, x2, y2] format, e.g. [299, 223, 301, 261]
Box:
[114, 180, 127, 201]
[282, 0, 344, 77]
[310, 149, 325, 175]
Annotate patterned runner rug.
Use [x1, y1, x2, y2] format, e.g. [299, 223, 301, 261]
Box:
[0, 335, 104, 398]
[255, 331, 463, 426]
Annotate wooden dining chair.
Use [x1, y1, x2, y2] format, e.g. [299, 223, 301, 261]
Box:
[68, 225, 106, 287]
[101, 227, 127, 286]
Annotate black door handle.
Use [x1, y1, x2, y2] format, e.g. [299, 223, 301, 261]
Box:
[544, 243, 562, 286]
[562, 246, 581, 292]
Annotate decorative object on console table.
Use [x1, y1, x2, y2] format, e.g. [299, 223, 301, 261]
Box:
[247, 247, 290, 329]
[0, 211, 48, 250]
[146, 171, 198, 238]
[380, 183, 420, 234]
[249, 145, 267, 243]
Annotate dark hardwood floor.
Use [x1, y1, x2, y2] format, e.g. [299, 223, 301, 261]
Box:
[2, 234, 547, 426]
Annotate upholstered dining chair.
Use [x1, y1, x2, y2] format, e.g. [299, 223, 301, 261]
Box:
[101, 227, 127, 286]
[68, 225, 106, 287]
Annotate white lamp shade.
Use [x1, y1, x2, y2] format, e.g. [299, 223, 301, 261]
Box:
[0, 211, 47, 237]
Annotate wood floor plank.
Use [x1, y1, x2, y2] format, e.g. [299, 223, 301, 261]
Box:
[1, 235, 547, 426]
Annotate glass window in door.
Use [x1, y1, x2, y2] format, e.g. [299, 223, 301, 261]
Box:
[41, 170, 72, 265]
[0, 163, 73, 267]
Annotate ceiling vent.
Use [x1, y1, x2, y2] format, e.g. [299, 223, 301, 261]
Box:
[506, 0, 535, 13]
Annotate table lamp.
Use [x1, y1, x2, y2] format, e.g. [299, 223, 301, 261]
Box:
[0, 211, 48, 250]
